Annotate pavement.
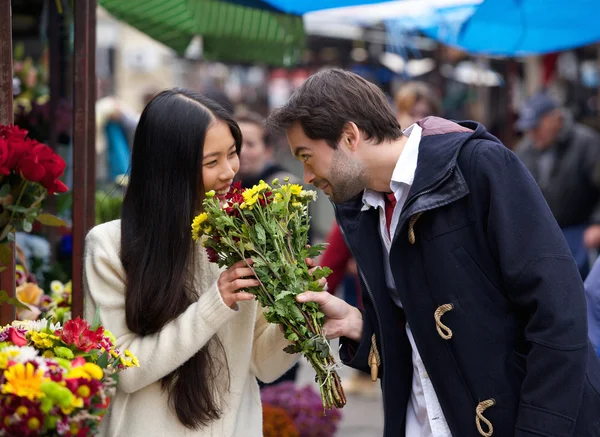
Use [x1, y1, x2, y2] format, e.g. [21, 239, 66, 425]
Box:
[295, 340, 384, 437]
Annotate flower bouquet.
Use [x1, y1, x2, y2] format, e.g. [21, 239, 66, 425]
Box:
[261, 382, 342, 437]
[192, 179, 346, 409]
[0, 123, 68, 307]
[0, 317, 139, 436]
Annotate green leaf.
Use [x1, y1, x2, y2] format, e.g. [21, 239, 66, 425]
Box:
[283, 344, 300, 354]
[5, 205, 27, 213]
[255, 223, 266, 245]
[36, 213, 67, 227]
[286, 332, 299, 342]
[275, 290, 295, 301]
[288, 303, 305, 323]
[91, 306, 102, 330]
[0, 289, 28, 309]
[0, 184, 10, 198]
[96, 351, 109, 369]
[312, 266, 332, 280]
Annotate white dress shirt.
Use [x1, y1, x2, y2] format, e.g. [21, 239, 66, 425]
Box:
[362, 124, 451, 437]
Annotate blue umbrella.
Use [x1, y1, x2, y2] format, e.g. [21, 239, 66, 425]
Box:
[425, 0, 600, 55]
[230, 0, 600, 56]
[222, 0, 395, 15]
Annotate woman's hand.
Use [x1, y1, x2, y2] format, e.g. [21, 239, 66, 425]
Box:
[217, 259, 258, 308]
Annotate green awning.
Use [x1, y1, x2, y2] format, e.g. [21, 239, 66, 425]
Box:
[99, 0, 305, 65]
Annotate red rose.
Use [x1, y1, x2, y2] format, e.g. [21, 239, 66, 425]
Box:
[18, 143, 47, 182]
[8, 327, 27, 346]
[0, 138, 9, 175]
[5, 134, 32, 173]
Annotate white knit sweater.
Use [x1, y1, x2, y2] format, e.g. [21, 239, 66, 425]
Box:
[83, 220, 298, 437]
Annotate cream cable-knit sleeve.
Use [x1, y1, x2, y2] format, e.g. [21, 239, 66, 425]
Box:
[250, 305, 299, 383]
[83, 224, 238, 394]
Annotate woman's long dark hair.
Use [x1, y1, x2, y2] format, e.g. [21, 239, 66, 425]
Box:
[120, 88, 242, 428]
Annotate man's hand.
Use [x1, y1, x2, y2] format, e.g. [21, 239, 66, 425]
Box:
[296, 291, 363, 341]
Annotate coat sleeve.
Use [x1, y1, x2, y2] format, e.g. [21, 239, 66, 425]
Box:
[473, 141, 589, 437]
[250, 305, 299, 383]
[83, 227, 238, 394]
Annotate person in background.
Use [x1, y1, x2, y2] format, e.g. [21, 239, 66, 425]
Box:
[394, 80, 441, 130]
[515, 91, 600, 278]
[236, 111, 299, 189]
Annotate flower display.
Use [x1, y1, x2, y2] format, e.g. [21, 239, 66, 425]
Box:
[0, 317, 138, 436]
[261, 382, 342, 437]
[262, 403, 299, 437]
[192, 179, 345, 409]
[14, 277, 72, 325]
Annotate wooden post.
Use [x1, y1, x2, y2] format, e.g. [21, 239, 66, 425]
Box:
[71, 0, 90, 319]
[87, 0, 96, 234]
[0, 0, 15, 325]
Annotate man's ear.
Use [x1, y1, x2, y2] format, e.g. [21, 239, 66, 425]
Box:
[341, 122, 361, 152]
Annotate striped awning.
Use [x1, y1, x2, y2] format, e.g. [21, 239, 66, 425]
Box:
[99, 0, 305, 65]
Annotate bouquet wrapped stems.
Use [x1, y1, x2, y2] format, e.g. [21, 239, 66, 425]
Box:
[193, 179, 346, 409]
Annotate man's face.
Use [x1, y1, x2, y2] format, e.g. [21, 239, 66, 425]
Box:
[286, 122, 368, 204]
[528, 110, 562, 151]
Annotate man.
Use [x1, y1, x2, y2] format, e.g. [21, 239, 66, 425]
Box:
[267, 69, 600, 437]
[515, 92, 600, 278]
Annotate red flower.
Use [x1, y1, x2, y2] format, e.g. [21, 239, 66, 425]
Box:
[206, 247, 219, 263]
[0, 138, 9, 175]
[58, 317, 105, 352]
[259, 191, 273, 207]
[8, 327, 27, 346]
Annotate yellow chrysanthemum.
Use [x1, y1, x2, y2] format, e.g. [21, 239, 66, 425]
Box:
[274, 193, 283, 203]
[67, 363, 103, 381]
[2, 362, 47, 401]
[205, 190, 216, 198]
[30, 332, 59, 349]
[120, 349, 140, 368]
[292, 202, 302, 208]
[191, 213, 209, 241]
[289, 184, 302, 196]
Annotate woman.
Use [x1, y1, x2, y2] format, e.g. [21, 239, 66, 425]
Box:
[84, 89, 298, 436]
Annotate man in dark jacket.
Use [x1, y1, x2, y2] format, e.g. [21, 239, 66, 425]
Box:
[267, 69, 600, 437]
[515, 92, 600, 278]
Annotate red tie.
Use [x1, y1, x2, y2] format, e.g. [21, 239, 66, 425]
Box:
[384, 192, 397, 236]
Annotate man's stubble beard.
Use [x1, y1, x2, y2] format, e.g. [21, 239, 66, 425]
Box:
[328, 149, 369, 204]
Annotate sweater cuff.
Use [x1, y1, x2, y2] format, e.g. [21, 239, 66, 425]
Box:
[196, 282, 238, 330]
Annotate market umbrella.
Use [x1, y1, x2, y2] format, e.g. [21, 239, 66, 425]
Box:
[98, 0, 305, 65]
[291, 0, 600, 56]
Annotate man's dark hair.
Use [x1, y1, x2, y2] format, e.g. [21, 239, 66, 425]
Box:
[267, 68, 402, 149]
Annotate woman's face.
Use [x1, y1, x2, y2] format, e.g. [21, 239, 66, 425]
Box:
[202, 119, 239, 198]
